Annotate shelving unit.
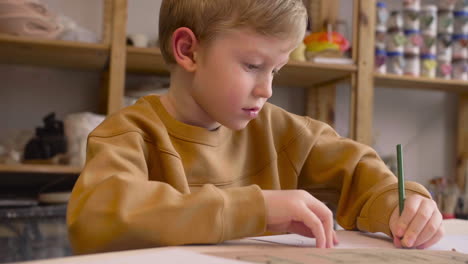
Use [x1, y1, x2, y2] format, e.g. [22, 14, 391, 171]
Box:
[0, 164, 81, 174]
[375, 73, 468, 94]
[0, 34, 109, 70]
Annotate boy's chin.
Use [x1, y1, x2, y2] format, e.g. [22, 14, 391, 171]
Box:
[223, 120, 251, 131]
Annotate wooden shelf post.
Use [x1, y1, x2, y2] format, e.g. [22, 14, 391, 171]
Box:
[102, 0, 128, 115]
[350, 0, 376, 145]
[457, 95, 468, 191]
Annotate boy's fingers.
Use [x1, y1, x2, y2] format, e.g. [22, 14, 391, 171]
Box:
[305, 197, 335, 248]
[396, 195, 422, 238]
[299, 206, 326, 248]
[333, 230, 339, 246]
[393, 236, 403, 248]
[416, 226, 445, 249]
[401, 199, 435, 247]
[412, 210, 443, 248]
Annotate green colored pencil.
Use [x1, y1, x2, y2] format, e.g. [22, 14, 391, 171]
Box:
[397, 144, 406, 216]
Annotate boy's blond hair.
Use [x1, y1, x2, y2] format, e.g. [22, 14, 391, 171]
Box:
[159, 0, 308, 65]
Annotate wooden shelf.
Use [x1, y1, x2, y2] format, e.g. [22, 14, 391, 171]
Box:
[0, 164, 81, 174]
[0, 34, 109, 70]
[126, 47, 357, 87]
[375, 73, 468, 94]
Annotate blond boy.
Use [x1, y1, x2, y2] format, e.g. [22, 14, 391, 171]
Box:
[67, 0, 443, 254]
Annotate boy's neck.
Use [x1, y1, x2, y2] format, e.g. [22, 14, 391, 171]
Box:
[160, 68, 221, 131]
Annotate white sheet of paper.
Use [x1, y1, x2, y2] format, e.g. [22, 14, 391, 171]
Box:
[249, 231, 468, 253]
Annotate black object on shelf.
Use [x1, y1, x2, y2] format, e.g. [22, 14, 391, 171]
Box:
[23, 113, 67, 161]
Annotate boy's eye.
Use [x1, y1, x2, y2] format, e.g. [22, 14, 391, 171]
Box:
[245, 64, 260, 70]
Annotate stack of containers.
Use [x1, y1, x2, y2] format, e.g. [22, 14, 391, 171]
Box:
[437, 0, 455, 79]
[420, 5, 438, 78]
[403, 0, 422, 76]
[375, 2, 389, 74]
[452, 0, 468, 80]
[387, 8, 405, 75]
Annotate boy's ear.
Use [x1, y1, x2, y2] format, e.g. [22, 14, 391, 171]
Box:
[172, 27, 199, 72]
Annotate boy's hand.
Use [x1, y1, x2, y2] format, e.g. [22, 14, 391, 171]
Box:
[261, 190, 338, 248]
[389, 194, 444, 249]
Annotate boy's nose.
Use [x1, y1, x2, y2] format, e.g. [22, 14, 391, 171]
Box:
[253, 77, 273, 99]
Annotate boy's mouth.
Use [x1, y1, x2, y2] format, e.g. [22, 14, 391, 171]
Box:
[242, 107, 260, 118]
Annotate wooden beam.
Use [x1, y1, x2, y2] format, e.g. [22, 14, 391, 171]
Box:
[104, 0, 128, 115]
[306, 85, 336, 126]
[456, 95, 468, 192]
[304, 0, 339, 128]
[351, 0, 376, 145]
[102, 0, 113, 46]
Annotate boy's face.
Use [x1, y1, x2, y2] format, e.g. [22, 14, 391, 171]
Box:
[190, 28, 298, 130]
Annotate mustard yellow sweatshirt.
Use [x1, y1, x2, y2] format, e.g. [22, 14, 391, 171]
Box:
[67, 95, 430, 254]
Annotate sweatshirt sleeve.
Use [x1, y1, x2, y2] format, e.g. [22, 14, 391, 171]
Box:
[67, 132, 266, 254]
[289, 119, 431, 237]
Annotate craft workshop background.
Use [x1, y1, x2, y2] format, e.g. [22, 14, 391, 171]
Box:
[0, 0, 467, 263]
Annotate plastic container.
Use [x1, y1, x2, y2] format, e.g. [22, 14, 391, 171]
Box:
[0, 205, 72, 263]
[376, 2, 389, 28]
[437, 33, 453, 61]
[388, 11, 403, 29]
[387, 28, 406, 52]
[438, 10, 454, 34]
[420, 5, 438, 35]
[438, 0, 457, 11]
[456, 0, 468, 11]
[375, 49, 387, 74]
[421, 53, 437, 78]
[404, 52, 421, 76]
[437, 60, 453, 79]
[453, 58, 468, 80]
[387, 51, 405, 75]
[454, 10, 468, 34]
[376, 29, 386, 49]
[404, 29, 422, 54]
[404, 0, 421, 11]
[404, 9, 420, 30]
[422, 34, 437, 54]
[453, 34, 468, 59]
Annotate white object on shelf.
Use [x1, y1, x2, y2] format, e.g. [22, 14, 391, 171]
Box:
[438, 10, 454, 34]
[403, 0, 421, 11]
[387, 51, 405, 75]
[452, 34, 468, 59]
[404, 52, 420, 76]
[312, 57, 354, 65]
[454, 10, 468, 34]
[64, 112, 105, 168]
[420, 5, 438, 36]
[421, 53, 437, 78]
[403, 9, 420, 30]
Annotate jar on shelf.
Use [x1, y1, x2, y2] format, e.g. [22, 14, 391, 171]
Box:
[421, 54, 437, 78]
[376, 29, 387, 50]
[452, 34, 468, 59]
[404, 29, 422, 54]
[452, 58, 468, 80]
[387, 51, 405, 75]
[422, 34, 437, 54]
[376, 2, 389, 28]
[437, 33, 453, 61]
[438, 10, 454, 34]
[454, 10, 468, 34]
[437, 60, 453, 79]
[404, 0, 421, 11]
[387, 28, 406, 52]
[404, 52, 421, 76]
[438, 0, 457, 11]
[388, 11, 404, 29]
[420, 5, 438, 35]
[455, 0, 468, 11]
[404, 9, 420, 30]
[375, 49, 387, 74]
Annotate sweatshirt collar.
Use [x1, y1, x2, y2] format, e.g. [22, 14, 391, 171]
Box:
[145, 95, 231, 147]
